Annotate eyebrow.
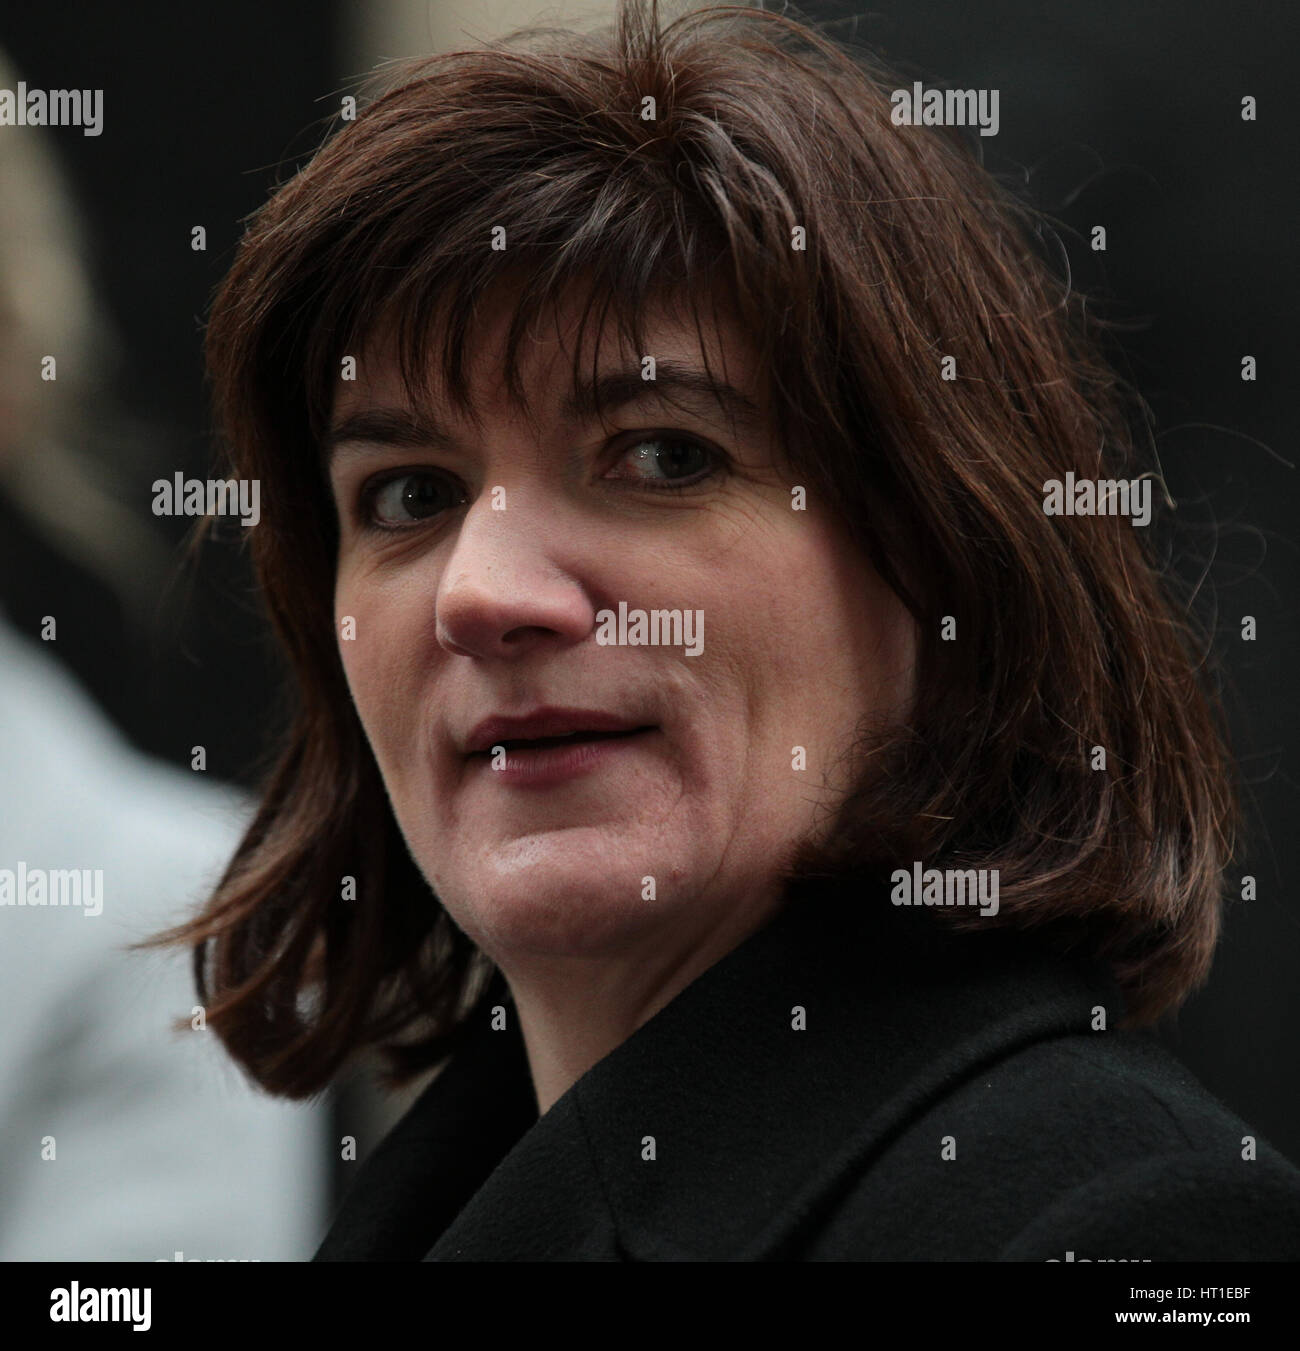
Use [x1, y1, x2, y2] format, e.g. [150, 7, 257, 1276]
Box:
[322, 360, 765, 466]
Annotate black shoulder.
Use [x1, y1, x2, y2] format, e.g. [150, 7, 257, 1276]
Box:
[799, 1029, 1300, 1260]
[998, 1147, 1300, 1261]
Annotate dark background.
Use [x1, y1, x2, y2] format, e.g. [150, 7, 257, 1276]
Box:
[3, 0, 1296, 1171]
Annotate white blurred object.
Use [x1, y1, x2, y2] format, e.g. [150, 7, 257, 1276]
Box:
[0, 615, 328, 1260]
[339, 0, 617, 75]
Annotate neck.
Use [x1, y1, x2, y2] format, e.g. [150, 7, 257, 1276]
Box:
[503, 886, 786, 1115]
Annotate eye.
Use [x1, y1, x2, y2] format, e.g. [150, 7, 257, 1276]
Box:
[605, 434, 719, 488]
[362, 469, 466, 528]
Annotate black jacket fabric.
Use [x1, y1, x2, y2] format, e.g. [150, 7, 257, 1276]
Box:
[315, 884, 1300, 1261]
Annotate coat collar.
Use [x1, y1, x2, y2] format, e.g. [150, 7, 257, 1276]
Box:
[316, 879, 1120, 1261]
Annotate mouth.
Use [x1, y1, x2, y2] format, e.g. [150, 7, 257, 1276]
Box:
[462, 706, 660, 759]
[470, 726, 657, 756]
[464, 722, 660, 787]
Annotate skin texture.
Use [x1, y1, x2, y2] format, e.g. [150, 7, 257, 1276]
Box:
[327, 286, 917, 1114]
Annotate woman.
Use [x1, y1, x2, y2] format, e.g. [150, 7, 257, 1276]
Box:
[158, 0, 1300, 1260]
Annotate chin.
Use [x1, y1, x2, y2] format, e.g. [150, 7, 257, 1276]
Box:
[421, 821, 701, 957]
[452, 880, 673, 961]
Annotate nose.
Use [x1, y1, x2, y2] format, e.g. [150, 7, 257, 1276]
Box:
[435, 491, 596, 660]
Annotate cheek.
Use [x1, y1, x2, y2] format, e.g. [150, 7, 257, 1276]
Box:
[739, 533, 853, 672]
[333, 578, 420, 753]
[334, 578, 372, 704]
[751, 524, 914, 727]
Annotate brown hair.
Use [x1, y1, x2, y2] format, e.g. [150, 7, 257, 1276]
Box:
[151, 0, 1236, 1097]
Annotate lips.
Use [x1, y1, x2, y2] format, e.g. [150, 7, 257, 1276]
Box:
[463, 707, 657, 757]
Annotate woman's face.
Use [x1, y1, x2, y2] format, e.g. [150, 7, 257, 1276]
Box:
[327, 287, 915, 974]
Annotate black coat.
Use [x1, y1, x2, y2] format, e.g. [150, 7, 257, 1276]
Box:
[315, 884, 1300, 1261]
